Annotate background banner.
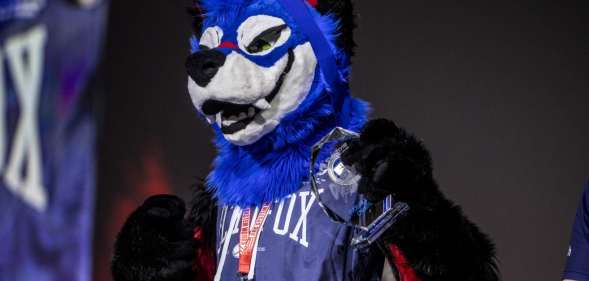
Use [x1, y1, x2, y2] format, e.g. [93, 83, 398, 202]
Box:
[0, 1, 108, 280]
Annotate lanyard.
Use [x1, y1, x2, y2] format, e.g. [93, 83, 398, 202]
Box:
[238, 202, 272, 277]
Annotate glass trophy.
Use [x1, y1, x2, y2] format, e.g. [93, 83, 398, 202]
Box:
[309, 127, 410, 250]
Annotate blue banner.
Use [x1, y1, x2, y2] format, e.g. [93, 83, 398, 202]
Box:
[0, 1, 107, 280]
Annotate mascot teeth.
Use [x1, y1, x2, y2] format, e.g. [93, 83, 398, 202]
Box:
[215, 105, 262, 134]
[253, 99, 271, 110]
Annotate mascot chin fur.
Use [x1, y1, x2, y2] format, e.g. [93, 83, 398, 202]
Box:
[111, 0, 500, 280]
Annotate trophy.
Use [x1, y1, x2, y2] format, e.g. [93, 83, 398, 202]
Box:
[309, 127, 410, 250]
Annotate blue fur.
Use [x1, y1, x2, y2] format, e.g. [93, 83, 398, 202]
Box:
[195, 0, 369, 207]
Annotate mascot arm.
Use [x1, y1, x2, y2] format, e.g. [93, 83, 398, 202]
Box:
[341, 119, 499, 281]
[111, 184, 217, 281]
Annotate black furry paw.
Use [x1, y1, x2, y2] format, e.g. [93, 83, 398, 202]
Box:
[111, 195, 197, 281]
[341, 119, 433, 203]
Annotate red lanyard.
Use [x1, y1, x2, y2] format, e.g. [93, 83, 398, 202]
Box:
[238, 203, 272, 276]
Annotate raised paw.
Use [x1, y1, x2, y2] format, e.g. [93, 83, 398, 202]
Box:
[341, 119, 433, 203]
[111, 194, 197, 281]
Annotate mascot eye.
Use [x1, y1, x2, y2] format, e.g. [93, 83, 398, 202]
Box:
[199, 26, 223, 49]
[237, 15, 291, 56]
[246, 25, 287, 53]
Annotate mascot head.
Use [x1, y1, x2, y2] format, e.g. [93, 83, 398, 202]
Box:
[186, 0, 368, 206]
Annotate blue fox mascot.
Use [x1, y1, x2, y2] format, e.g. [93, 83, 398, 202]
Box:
[111, 0, 499, 280]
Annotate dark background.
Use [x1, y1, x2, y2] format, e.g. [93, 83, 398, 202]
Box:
[94, 1, 589, 280]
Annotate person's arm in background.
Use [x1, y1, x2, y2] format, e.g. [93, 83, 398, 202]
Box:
[562, 183, 589, 281]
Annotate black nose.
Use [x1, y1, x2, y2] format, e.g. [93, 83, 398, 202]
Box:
[186, 49, 226, 87]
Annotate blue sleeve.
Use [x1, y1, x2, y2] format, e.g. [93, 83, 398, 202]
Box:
[563, 184, 589, 281]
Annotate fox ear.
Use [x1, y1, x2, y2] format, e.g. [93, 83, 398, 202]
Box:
[188, 1, 205, 34]
[312, 0, 353, 15]
[311, 0, 356, 56]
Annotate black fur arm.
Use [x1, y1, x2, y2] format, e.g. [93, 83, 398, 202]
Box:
[341, 119, 499, 281]
[111, 182, 217, 281]
[111, 195, 197, 281]
[187, 182, 218, 281]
